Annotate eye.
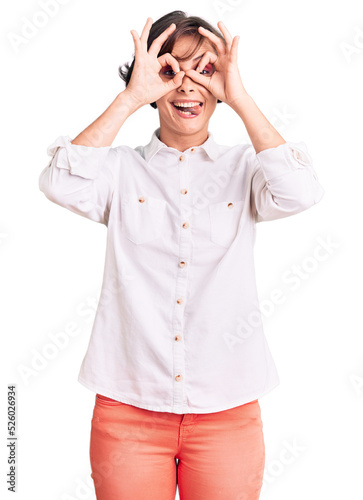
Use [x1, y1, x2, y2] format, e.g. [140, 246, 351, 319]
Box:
[161, 66, 176, 77]
[199, 63, 214, 75]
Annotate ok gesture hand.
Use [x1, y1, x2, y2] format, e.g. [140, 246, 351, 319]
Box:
[184, 21, 247, 108]
[125, 17, 185, 109]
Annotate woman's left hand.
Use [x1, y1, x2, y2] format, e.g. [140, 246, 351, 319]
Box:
[185, 21, 248, 108]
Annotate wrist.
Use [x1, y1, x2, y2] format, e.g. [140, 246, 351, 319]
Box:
[227, 91, 252, 111]
[118, 89, 145, 114]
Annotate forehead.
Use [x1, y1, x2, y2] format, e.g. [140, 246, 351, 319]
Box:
[170, 35, 216, 61]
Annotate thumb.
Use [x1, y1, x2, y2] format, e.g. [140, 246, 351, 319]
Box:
[166, 70, 185, 89]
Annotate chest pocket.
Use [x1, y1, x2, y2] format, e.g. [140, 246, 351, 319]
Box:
[121, 193, 167, 244]
[209, 199, 244, 248]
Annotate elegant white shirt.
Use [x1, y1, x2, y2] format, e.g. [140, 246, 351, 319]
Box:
[39, 127, 324, 414]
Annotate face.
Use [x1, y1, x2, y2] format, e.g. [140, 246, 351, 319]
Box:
[155, 36, 218, 147]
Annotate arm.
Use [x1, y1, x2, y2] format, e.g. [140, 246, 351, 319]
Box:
[38, 90, 139, 225]
[186, 21, 286, 154]
[70, 91, 140, 148]
[250, 141, 325, 222]
[228, 94, 286, 154]
[39, 17, 185, 223]
[187, 21, 324, 221]
[72, 17, 185, 148]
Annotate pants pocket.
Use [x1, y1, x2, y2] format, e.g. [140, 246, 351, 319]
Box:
[95, 393, 125, 406]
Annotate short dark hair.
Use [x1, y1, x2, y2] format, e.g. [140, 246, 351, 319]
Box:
[118, 10, 226, 109]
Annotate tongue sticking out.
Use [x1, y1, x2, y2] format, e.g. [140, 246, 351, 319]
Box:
[174, 103, 203, 115]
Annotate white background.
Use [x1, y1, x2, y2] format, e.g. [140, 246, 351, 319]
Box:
[1, 0, 363, 498]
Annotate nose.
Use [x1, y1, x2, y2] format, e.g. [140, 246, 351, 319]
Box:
[177, 73, 196, 93]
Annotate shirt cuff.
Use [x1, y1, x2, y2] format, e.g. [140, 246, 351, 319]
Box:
[47, 135, 111, 180]
[256, 141, 318, 181]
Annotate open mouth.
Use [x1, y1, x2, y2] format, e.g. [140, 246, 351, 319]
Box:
[171, 101, 203, 117]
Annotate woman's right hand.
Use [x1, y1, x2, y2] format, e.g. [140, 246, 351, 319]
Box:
[124, 17, 185, 109]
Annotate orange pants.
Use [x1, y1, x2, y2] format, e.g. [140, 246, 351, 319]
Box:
[89, 394, 265, 500]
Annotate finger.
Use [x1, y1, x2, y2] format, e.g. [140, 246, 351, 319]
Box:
[149, 23, 176, 56]
[230, 35, 240, 61]
[198, 26, 226, 55]
[195, 51, 218, 73]
[140, 17, 153, 47]
[130, 29, 142, 53]
[157, 53, 180, 74]
[165, 70, 185, 90]
[217, 21, 233, 50]
[184, 69, 211, 90]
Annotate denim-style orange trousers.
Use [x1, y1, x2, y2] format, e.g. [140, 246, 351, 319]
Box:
[89, 393, 265, 500]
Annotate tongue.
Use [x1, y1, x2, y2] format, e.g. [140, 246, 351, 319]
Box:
[178, 104, 202, 115]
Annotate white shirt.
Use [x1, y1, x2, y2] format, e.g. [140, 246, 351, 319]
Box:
[39, 127, 324, 414]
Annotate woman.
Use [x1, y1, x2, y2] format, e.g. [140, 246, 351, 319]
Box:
[39, 10, 324, 500]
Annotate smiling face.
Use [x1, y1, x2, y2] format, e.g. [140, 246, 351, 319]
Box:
[155, 36, 218, 151]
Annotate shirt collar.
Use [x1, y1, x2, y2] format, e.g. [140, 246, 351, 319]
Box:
[142, 127, 220, 163]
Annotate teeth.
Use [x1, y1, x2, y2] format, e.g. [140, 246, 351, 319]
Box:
[173, 102, 201, 108]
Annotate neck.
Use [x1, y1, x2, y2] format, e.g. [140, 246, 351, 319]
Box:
[158, 123, 209, 152]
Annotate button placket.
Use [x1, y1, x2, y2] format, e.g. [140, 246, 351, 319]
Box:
[172, 151, 192, 411]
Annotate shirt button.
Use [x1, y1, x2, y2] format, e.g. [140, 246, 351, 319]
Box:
[227, 202, 234, 209]
[292, 148, 308, 165]
[175, 335, 182, 341]
[190, 148, 196, 153]
[177, 298, 183, 304]
[182, 222, 189, 229]
[179, 155, 185, 162]
[139, 196, 145, 203]
[181, 188, 188, 195]
[175, 375, 183, 381]
[179, 261, 186, 268]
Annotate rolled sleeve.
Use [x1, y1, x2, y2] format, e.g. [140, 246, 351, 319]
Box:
[39, 136, 115, 225]
[250, 141, 325, 222]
